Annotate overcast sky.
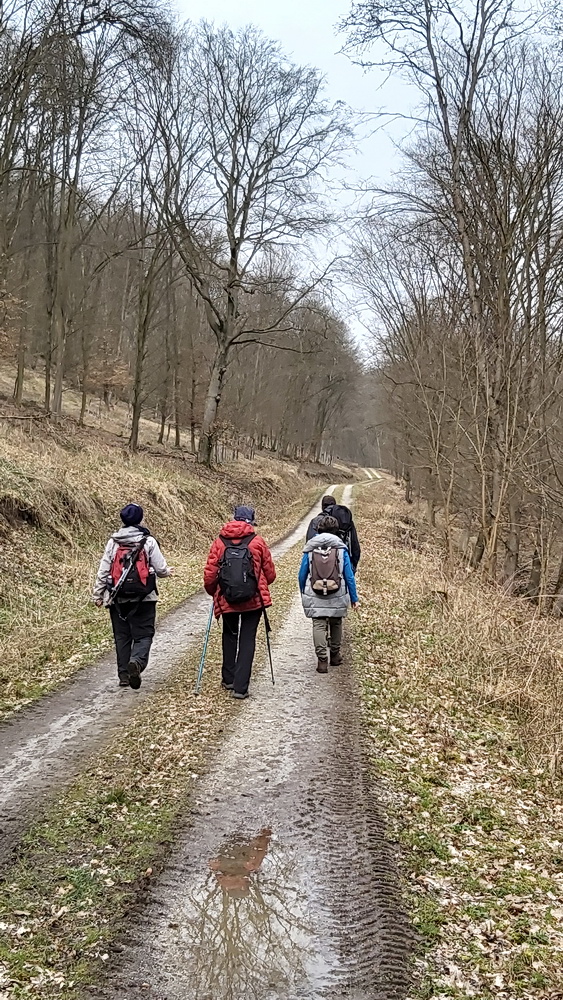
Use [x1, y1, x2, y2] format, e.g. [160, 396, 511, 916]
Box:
[173, 0, 416, 339]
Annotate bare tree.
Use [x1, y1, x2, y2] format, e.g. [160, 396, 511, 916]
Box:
[132, 22, 352, 464]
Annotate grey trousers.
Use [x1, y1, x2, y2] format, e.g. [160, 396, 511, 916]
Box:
[312, 616, 343, 661]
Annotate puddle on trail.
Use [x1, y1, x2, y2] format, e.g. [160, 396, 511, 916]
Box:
[165, 828, 341, 1000]
[100, 595, 413, 1000]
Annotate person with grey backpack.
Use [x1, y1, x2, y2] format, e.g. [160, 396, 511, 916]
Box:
[298, 514, 359, 673]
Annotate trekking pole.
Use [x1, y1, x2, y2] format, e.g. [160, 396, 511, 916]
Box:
[194, 602, 214, 696]
[263, 609, 275, 686]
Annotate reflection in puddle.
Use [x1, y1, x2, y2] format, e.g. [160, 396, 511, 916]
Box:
[209, 828, 272, 898]
[167, 829, 338, 999]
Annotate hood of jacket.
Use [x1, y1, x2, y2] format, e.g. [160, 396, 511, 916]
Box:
[303, 532, 347, 554]
[219, 520, 256, 542]
[111, 525, 149, 546]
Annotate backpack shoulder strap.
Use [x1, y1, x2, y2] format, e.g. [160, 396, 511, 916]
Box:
[131, 536, 148, 563]
[219, 533, 255, 548]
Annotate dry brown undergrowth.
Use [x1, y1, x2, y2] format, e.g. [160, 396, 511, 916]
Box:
[0, 414, 332, 716]
[389, 486, 563, 771]
[354, 479, 563, 999]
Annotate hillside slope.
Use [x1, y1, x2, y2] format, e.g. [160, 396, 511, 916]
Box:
[0, 413, 340, 717]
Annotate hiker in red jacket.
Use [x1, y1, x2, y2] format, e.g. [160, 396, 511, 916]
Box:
[204, 505, 276, 699]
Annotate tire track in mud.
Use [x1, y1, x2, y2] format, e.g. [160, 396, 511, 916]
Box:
[93, 491, 413, 1000]
[0, 492, 335, 865]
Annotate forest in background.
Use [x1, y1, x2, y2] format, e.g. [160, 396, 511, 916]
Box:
[7, 0, 563, 609]
[0, 0, 377, 468]
[344, 0, 563, 610]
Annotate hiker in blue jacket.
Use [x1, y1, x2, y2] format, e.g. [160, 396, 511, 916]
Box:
[298, 515, 359, 673]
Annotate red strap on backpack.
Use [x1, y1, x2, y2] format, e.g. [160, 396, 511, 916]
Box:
[110, 546, 130, 586]
[110, 542, 150, 586]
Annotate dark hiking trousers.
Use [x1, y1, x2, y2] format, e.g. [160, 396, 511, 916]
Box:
[221, 609, 262, 695]
[109, 602, 156, 681]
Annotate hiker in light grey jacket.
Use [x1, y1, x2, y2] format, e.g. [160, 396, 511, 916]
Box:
[298, 515, 359, 674]
[93, 503, 173, 690]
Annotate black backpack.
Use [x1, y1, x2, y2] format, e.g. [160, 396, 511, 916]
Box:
[326, 504, 353, 550]
[218, 534, 258, 604]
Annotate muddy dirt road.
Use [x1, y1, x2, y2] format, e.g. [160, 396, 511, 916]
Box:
[94, 474, 413, 1000]
[0, 493, 334, 864]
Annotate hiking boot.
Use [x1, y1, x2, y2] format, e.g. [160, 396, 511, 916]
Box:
[221, 681, 234, 691]
[128, 660, 142, 690]
[330, 652, 343, 666]
[232, 691, 249, 700]
[316, 659, 328, 674]
[118, 673, 129, 687]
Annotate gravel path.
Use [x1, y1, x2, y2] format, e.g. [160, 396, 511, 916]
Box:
[93, 474, 413, 1000]
[0, 493, 334, 864]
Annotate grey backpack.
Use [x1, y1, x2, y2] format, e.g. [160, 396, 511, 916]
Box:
[310, 545, 341, 596]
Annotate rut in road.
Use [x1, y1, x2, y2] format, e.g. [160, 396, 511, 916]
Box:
[0, 491, 334, 865]
[94, 473, 412, 1000]
[94, 599, 412, 1000]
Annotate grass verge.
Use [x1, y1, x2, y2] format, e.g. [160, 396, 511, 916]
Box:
[353, 479, 563, 1000]
[0, 541, 303, 1000]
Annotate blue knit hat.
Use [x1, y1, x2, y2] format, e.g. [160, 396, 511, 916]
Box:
[233, 505, 256, 525]
[120, 503, 144, 526]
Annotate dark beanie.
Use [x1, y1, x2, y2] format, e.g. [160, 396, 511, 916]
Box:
[233, 504, 256, 524]
[321, 495, 336, 510]
[120, 503, 144, 526]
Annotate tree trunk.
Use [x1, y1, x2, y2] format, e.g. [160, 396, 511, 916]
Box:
[527, 548, 542, 602]
[503, 502, 520, 586]
[79, 382, 88, 427]
[14, 331, 26, 406]
[13, 215, 34, 406]
[158, 406, 166, 445]
[551, 549, 563, 616]
[51, 309, 67, 418]
[129, 306, 149, 452]
[471, 530, 486, 569]
[174, 365, 181, 448]
[130, 376, 143, 452]
[190, 405, 196, 454]
[404, 468, 413, 504]
[197, 347, 228, 465]
[44, 346, 52, 414]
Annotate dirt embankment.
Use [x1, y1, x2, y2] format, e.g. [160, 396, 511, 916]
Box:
[0, 413, 342, 717]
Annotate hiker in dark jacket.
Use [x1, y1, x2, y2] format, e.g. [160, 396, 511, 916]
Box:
[299, 515, 358, 673]
[306, 495, 361, 571]
[204, 505, 276, 700]
[93, 503, 173, 689]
